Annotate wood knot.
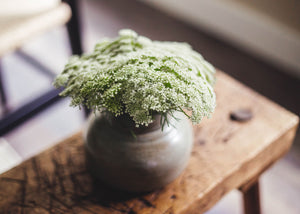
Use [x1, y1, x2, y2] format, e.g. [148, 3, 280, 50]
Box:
[170, 194, 177, 199]
[230, 109, 253, 122]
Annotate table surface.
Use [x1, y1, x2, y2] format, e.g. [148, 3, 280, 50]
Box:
[0, 71, 298, 214]
[0, 3, 71, 57]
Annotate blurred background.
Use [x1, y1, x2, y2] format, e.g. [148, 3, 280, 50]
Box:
[0, 0, 299, 213]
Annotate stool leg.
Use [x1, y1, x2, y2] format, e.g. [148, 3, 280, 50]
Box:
[243, 180, 261, 214]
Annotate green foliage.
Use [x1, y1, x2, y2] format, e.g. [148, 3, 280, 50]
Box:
[53, 29, 216, 126]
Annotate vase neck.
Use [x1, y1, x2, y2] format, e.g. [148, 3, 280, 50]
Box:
[109, 113, 162, 134]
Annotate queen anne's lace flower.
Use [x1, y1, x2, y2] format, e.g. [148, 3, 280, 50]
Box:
[54, 29, 216, 126]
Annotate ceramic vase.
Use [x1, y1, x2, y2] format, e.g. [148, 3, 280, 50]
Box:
[83, 111, 193, 192]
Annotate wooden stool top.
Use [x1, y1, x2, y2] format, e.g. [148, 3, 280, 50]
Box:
[0, 71, 298, 214]
[0, 3, 71, 57]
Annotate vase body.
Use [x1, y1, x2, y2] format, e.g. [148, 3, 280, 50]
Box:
[83, 112, 193, 192]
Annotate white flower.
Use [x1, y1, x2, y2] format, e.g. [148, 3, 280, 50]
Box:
[54, 29, 216, 126]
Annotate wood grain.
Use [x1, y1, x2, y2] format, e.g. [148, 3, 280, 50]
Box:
[0, 3, 71, 57]
[0, 71, 298, 214]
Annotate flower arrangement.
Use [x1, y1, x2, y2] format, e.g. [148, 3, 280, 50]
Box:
[54, 29, 216, 127]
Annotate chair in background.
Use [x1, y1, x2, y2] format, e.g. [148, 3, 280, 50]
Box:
[0, 0, 86, 135]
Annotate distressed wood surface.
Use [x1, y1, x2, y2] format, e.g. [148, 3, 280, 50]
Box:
[0, 3, 71, 57]
[0, 71, 298, 214]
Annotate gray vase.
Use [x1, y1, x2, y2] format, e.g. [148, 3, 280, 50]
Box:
[83, 111, 193, 192]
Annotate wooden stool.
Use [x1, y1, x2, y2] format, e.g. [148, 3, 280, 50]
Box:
[0, 71, 298, 214]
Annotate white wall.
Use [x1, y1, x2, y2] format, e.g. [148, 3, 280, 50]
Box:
[140, 0, 300, 78]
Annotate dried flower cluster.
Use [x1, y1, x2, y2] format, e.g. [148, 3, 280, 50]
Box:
[54, 30, 216, 126]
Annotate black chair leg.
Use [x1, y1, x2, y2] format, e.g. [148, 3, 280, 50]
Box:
[63, 0, 83, 55]
[0, 88, 63, 136]
[63, 0, 90, 118]
[0, 61, 8, 113]
[83, 106, 91, 118]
